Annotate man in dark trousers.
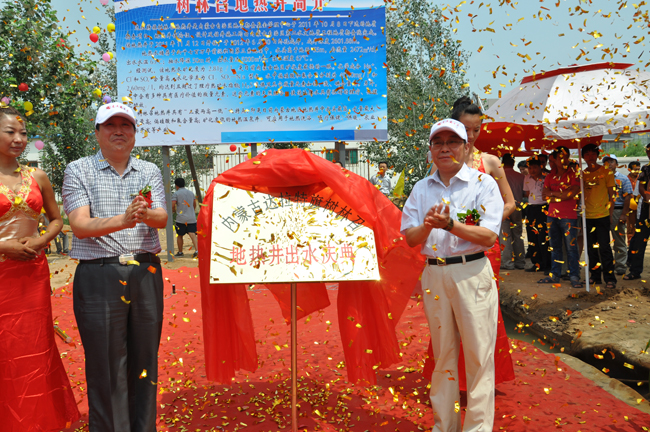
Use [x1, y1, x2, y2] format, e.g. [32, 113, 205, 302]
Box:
[625, 143, 650, 280]
[523, 157, 551, 274]
[63, 103, 167, 431]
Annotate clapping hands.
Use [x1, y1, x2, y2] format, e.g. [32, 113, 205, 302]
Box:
[123, 196, 149, 228]
[424, 203, 451, 230]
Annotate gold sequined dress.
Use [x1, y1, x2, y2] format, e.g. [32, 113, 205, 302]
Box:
[0, 166, 79, 431]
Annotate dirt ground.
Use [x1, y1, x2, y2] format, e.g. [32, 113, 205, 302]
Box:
[498, 261, 650, 395]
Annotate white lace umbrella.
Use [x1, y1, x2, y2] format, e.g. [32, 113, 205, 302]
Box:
[477, 63, 650, 291]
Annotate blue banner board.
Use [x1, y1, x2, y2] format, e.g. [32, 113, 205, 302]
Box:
[115, 0, 387, 145]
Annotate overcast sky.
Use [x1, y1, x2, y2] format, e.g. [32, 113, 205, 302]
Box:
[3, 0, 648, 97]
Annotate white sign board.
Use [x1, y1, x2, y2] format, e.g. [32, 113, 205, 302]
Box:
[209, 184, 380, 284]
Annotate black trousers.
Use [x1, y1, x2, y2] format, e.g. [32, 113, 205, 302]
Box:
[628, 203, 650, 276]
[586, 216, 617, 283]
[73, 261, 164, 432]
[526, 204, 551, 271]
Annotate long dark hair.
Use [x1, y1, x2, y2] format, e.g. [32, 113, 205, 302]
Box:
[0, 105, 27, 125]
[450, 96, 482, 121]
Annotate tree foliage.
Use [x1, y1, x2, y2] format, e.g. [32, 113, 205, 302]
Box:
[0, 0, 100, 194]
[361, 0, 469, 196]
[263, 142, 311, 150]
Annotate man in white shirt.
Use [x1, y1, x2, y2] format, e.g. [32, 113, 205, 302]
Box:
[401, 119, 504, 432]
[370, 161, 393, 196]
[523, 157, 551, 274]
[500, 154, 526, 269]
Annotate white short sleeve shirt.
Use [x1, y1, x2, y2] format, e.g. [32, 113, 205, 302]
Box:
[523, 174, 546, 205]
[400, 164, 504, 258]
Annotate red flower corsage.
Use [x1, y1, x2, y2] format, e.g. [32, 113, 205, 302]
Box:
[139, 185, 153, 208]
[457, 209, 481, 226]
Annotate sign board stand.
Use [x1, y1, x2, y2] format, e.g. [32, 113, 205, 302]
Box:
[290, 282, 299, 432]
[184, 145, 203, 203]
[209, 184, 380, 431]
[162, 146, 174, 261]
[335, 141, 347, 168]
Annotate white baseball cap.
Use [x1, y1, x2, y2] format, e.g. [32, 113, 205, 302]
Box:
[603, 154, 618, 162]
[429, 118, 468, 142]
[95, 103, 136, 127]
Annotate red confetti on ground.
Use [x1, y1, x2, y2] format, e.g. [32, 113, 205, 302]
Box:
[52, 267, 650, 431]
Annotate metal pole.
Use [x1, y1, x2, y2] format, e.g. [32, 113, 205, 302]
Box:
[335, 141, 346, 168]
[162, 146, 175, 262]
[250, 142, 258, 157]
[291, 282, 298, 432]
[578, 145, 590, 292]
[184, 145, 203, 202]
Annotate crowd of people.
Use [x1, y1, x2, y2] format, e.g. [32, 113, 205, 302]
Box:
[499, 144, 647, 289]
[2, 92, 650, 432]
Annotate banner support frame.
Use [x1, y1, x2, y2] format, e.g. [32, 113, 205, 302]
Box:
[162, 145, 175, 262]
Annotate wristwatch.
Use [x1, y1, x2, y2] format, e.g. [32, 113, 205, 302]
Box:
[442, 219, 454, 232]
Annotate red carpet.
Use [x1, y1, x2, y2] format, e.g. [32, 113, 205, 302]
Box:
[52, 266, 650, 431]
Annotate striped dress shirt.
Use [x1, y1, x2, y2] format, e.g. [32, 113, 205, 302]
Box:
[62, 150, 166, 259]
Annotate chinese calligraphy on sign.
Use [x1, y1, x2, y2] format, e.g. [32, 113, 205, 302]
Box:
[209, 184, 379, 284]
[115, 0, 387, 145]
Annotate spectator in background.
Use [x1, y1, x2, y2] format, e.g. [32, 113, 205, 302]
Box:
[540, 146, 582, 288]
[625, 143, 650, 280]
[523, 157, 551, 274]
[370, 161, 393, 196]
[172, 177, 199, 258]
[500, 154, 526, 270]
[603, 155, 632, 275]
[539, 153, 551, 174]
[54, 229, 69, 254]
[519, 159, 534, 260]
[333, 160, 343, 167]
[517, 160, 529, 176]
[627, 161, 641, 244]
[517, 158, 530, 259]
[582, 144, 617, 288]
[629, 161, 640, 189]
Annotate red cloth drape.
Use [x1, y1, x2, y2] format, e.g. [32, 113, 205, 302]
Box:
[0, 254, 80, 430]
[197, 149, 425, 384]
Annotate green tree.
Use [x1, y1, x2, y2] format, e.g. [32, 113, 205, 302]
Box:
[94, 5, 117, 103]
[0, 0, 100, 194]
[361, 0, 469, 196]
[606, 138, 649, 158]
[263, 142, 311, 150]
